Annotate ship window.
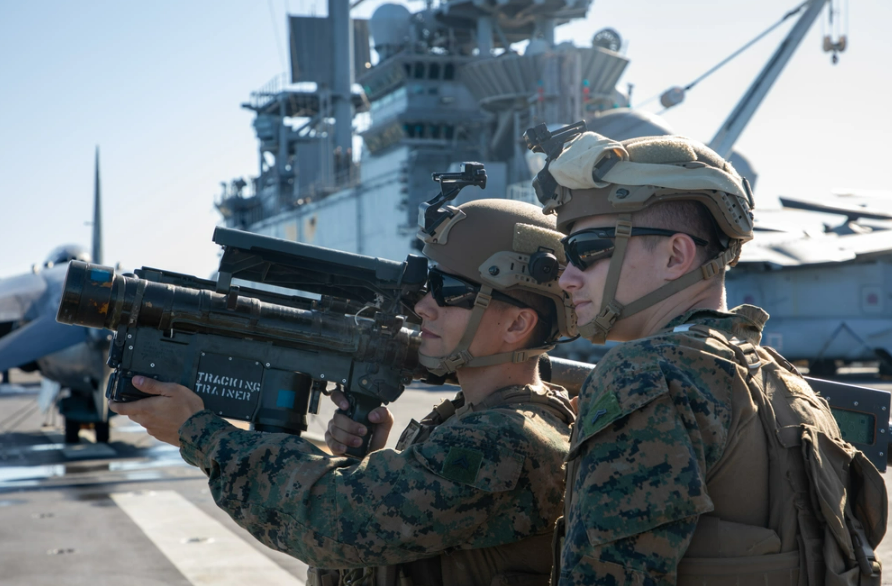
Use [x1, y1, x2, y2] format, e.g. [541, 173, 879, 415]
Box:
[429, 62, 441, 79]
[444, 63, 455, 80]
[404, 63, 412, 77]
[430, 125, 441, 139]
[428, 87, 438, 95]
[415, 123, 425, 137]
[414, 62, 425, 79]
[404, 124, 414, 138]
[444, 125, 455, 140]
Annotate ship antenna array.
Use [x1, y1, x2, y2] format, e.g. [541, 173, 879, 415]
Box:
[635, 1, 809, 111]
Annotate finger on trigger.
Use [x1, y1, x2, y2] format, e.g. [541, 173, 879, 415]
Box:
[330, 389, 350, 411]
[369, 406, 389, 423]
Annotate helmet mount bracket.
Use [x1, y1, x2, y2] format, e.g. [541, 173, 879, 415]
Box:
[418, 162, 487, 238]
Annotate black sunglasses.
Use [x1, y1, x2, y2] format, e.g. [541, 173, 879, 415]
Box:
[561, 227, 709, 271]
[428, 267, 530, 310]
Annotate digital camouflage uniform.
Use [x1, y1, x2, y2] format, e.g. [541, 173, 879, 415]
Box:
[560, 306, 765, 585]
[178, 382, 574, 586]
[559, 304, 886, 586]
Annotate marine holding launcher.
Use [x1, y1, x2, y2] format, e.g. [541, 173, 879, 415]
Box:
[63, 164, 579, 586]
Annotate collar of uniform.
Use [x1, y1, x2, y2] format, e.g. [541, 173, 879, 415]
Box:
[459, 383, 539, 416]
[662, 304, 769, 344]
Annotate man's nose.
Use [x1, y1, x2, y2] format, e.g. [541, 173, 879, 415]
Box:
[559, 263, 583, 292]
[415, 291, 438, 319]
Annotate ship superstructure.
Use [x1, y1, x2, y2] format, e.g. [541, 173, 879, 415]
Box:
[215, 0, 892, 375]
[215, 0, 630, 260]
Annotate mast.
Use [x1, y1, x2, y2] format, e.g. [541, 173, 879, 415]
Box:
[92, 146, 103, 265]
[330, 0, 353, 157]
[709, 0, 829, 158]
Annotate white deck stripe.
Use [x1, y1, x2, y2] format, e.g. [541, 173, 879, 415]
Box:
[111, 490, 305, 586]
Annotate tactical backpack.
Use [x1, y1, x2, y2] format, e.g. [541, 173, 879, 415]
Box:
[553, 325, 886, 586]
[678, 325, 886, 586]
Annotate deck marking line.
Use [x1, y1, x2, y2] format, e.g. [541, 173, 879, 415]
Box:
[111, 490, 304, 586]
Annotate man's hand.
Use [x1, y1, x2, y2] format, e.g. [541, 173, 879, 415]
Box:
[108, 377, 205, 447]
[324, 389, 394, 456]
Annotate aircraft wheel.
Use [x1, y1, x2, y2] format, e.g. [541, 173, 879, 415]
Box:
[64, 418, 81, 444]
[95, 421, 110, 443]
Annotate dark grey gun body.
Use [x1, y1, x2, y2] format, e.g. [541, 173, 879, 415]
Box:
[56, 228, 428, 456]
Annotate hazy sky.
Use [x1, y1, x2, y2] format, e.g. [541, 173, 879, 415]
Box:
[1, 0, 890, 279]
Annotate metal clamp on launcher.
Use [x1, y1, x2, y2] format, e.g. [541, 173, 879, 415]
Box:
[56, 228, 428, 457]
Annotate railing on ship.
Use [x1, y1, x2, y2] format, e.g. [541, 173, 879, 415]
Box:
[247, 73, 289, 111]
[295, 161, 361, 205]
[215, 160, 362, 229]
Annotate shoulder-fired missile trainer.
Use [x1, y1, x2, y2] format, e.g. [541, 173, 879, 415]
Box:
[56, 227, 427, 456]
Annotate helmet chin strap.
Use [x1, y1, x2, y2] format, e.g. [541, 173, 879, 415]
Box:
[418, 284, 554, 376]
[584, 214, 633, 344]
[582, 214, 740, 344]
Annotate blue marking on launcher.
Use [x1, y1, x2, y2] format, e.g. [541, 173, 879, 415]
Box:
[276, 390, 296, 409]
[90, 269, 113, 283]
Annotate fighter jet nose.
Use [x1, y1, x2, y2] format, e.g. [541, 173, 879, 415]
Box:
[44, 244, 91, 268]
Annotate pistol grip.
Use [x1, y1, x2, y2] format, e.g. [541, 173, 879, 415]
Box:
[340, 394, 381, 458]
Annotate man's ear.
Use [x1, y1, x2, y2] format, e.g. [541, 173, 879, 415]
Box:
[504, 307, 539, 345]
[664, 234, 700, 278]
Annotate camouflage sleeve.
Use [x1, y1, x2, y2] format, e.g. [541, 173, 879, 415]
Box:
[558, 353, 730, 585]
[178, 407, 564, 570]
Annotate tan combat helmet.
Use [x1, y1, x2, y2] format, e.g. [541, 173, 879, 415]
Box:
[417, 198, 576, 376]
[544, 131, 755, 343]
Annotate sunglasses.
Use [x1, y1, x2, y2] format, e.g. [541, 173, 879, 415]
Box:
[561, 227, 709, 271]
[428, 267, 529, 310]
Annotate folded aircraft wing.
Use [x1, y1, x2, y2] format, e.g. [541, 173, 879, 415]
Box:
[780, 194, 892, 222]
[738, 227, 892, 268]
